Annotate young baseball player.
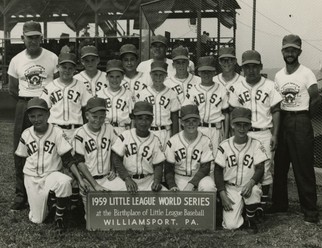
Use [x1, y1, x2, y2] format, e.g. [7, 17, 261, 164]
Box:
[135, 61, 180, 150]
[111, 101, 166, 193]
[119, 44, 146, 94]
[73, 97, 126, 214]
[96, 59, 134, 135]
[185, 56, 229, 167]
[214, 107, 268, 232]
[164, 104, 216, 192]
[164, 46, 201, 105]
[40, 52, 92, 141]
[74, 45, 107, 96]
[15, 97, 85, 232]
[228, 50, 282, 216]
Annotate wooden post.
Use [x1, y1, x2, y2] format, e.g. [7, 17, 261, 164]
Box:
[252, 0, 256, 50]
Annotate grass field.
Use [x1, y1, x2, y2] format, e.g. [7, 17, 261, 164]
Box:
[0, 120, 322, 248]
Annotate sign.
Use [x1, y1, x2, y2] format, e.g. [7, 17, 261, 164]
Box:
[87, 191, 216, 231]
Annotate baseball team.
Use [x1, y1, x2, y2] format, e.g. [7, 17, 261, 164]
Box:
[7, 20, 321, 233]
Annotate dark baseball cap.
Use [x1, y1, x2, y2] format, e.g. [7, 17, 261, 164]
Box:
[27, 97, 49, 112]
[181, 105, 200, 121]
[282, 34, 302, 49]
[151, 35, 168, 46]
[172, 46, 189, 61]
[133, 101, 153, 116]
[81, 45, 99, 59]
[218, 47, 236, 59]
[151, 61, 168, 73]
[120, 44, 138, 57]
[106, 59, 124, 74]
[198, 56, 216, 71]
[58, 53, 77, 65]
[86, 97, 106, 113]
[241, 50, 261, 66]
[23, 21, 42, 36]
[231, 107, 251, 124]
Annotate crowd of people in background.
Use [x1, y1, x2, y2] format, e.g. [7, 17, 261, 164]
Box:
[7, 20, 321, 234]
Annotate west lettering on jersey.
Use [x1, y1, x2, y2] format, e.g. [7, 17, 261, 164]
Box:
[171, 85, 183, 95]
[85, 137, 111, 154]
[44, 140, 55, 154]
[50, 89, 81, 104]
[238, 90, 269, 105]
[174, 148, 201, 162]
[124, 143, 152, 160]
[255, 90, 269, 104]
[243, 154, 254, 168]
[26, 141, 38, 156]
[228, 154, 238, 167]
[116, 99, 126, 111]
[209, 93, 223, 107]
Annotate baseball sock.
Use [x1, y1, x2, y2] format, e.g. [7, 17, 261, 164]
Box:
[245, 203, 258, 223]
[261, 185, 270, 213]
[70, 187, 80, 210]
[47, 190, 57, 210]
[55, 197, 69, 226]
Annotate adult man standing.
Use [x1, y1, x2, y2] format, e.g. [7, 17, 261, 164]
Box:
[8, 21, 58, 211]
[271, 34, 321, 224]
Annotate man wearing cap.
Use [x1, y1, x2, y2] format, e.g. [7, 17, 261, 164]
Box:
[135, 61, 180, 150]
[74, 45, 107, 96]
[40, 53, 92, 141]
[111, 101, 166, 193]
[97, 59, 134, 135]
[164, 46, 201, 104]
[15, 97, 85, 232]
[186, 56, 229, 165]
[228, 50, 282, 217]
[213, 47, 244, 91]
[271, 34, 321, 224]
[8, 20, 59, 211]
[214, 107, 267, 232]
[164, 104, 216, 192]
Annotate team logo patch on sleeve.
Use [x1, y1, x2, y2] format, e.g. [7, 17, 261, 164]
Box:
[259, 144, 267, 153]
[218, 145, 224, 154]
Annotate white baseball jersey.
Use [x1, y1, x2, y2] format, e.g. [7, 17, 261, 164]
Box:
[8, 48, 58, 97]
[112, 129, 165, 175]
[73, 123, 117, 176]
[186, 83, 229, 123]
[40, 79, 92, 125]
[275, 65, 317, 111]
[135, 86, 180, 127]
[73, 70, 107, 96]
[96, 86, 134, 126]
[229, 77, 282, 129]
[215, 137, 268, 186]
[164, 74, 201, 104]
[120, 72, 145, 93]
[15, 124, 72, 177]
[165, 131, 213, 176]
[213, 73, 244, 91]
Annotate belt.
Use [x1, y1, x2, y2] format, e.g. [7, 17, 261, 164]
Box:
[150, 126, 166, 131]
[19, 97, 33, 101]
[282, 110, 309, 115]
[132, 174, 148, 179]
[200, 122, 222, 128]
[110, 122, 130, 127]
[249, 127, 270, 132]
[93, 174, 107, 180]
[58, 124, 82, 130]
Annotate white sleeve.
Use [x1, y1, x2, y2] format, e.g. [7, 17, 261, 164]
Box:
[55, 128, 73, 155]
[214, 143, 227, 168]
[253, 141, 269, 166]
[111, 134, 126, 157]
[15, 132, 28, 157]
[73, 130, 86, 155]
[228, 87, 241, 107]
[152, 138, 165, 165]
[200, 138, 214, 164]
[164, 139, 176, 163]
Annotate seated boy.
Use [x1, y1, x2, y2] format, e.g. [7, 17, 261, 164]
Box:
[164, 104, 216, 191]
[111, 101, 166, 193]
[15, 97, 84, 232]
[214, 107, 268, 233]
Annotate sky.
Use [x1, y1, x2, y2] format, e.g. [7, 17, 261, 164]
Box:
[6, 0, 322, 71]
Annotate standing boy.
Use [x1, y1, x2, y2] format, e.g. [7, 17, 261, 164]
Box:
[74, 45, 107, 96]
[164, 104, 216, 192]
[111, 101, 166, 193]
[214, 107, 268, 232]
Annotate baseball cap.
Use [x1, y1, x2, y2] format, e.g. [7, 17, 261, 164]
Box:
[181, 105, 200, 121]
[218, 47, 236, 59]
[27, 97, 49, 112]
[151, 61, 168, 73]
[241, 50, 261, 66]
[86, 97, 106, 113]
[151, 35, 168, 46]
[106, 59, 124, 74]
[282, 34, 302, 49]
[172, 46, 189, 61]
[81, 45, 99, 59]
[231, 107, 252, 124]
[58, 53, 77, 65]
[197, 56, 216, 71]
[133, 101, 153, 116]
[23, 21, 42, 36]
[120, 44, 138, 57]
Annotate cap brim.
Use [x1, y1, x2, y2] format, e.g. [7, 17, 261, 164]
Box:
[173, 55, 189, 61]
[81, 53, 99, 59]
[27, 106, 48, 112]
[151, 41, 167, 46]
[87, 107, 106, 113]
[232, 117, 251, 123]
[120, 51, 138, 57]
[198, 66, 216, 71]
[219, 54, 236, 59]
[282, 44, 301, 49]
[151, 67, 167, 73]
[24, 31, 42, 36]
[181, 114, 200, 121]
[133, 111, 153, 116]
[242, 60, 261, 66]
[106, 68, 124, 73]
[59, 60, 76, 65]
